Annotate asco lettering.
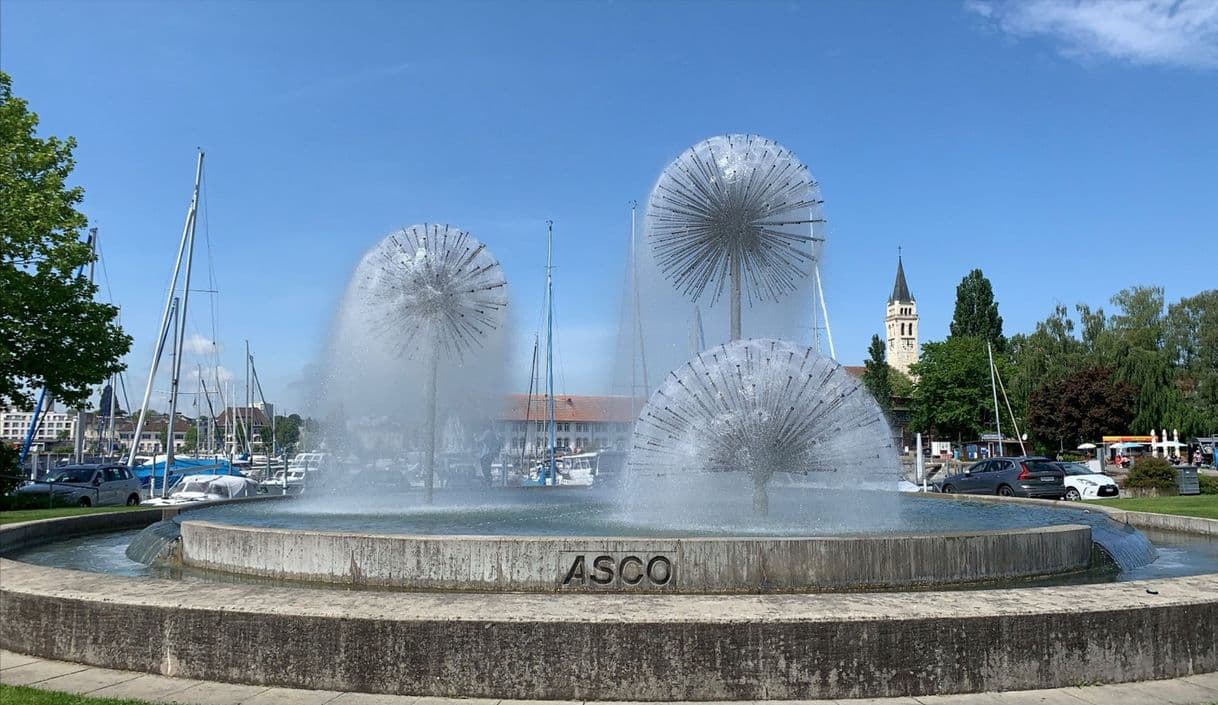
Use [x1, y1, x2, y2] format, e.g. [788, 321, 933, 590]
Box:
[561, 554, 673, 588]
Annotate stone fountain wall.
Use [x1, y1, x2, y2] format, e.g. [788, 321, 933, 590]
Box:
[2, 510, 1216, 700]
[177, 519, 1093, 591]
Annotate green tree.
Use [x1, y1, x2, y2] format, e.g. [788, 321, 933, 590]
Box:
[890, 367, 915, 399]
[861, 334, 891, 414]
[1026, 366, 1134, 452]
[1007, 305, 1087, 423]
[0, 71, 131, 409]
[1105, 287, 1188, 434]
[271, 414, 301, 451]
[910, 336, 997, 441]
[181, 426, 198, 453]
[1165, 290, 1218, 436]
[949, 269, 1005, 350]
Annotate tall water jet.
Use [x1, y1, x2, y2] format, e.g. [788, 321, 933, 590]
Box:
[359, 224, 507, 503]
[647, 134, 825, 340]
[630, 338, 898, 515]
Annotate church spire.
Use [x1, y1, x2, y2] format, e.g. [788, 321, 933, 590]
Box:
[889, 250, 914, 304]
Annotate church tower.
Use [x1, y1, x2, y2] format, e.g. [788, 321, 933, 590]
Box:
[885, 253, 919, 378]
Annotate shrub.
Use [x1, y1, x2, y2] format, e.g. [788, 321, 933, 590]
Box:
[0, 444, 23, 499]
[1123, 456, 1178, 491]
[1200, 474, 1218, 495]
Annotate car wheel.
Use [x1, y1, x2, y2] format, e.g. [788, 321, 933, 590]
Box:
[126, 494, 141, 506]
[77, 497, 91, 507]
[1065, 488, 1081, 502]
[942, 484, 956, 494]
[997, 485, 1014, 497]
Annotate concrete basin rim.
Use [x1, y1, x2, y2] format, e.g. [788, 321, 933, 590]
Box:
[178, 517, 1093, 543]
[3, 548, 1217, 624]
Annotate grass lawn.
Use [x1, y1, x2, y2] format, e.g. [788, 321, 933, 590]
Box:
[0, 505, 144, 526]
[0, 684, 154, 705]
[1095, 494, 1218, 520]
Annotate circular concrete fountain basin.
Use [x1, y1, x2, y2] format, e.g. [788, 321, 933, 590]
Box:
[177, 518, 1095, 592]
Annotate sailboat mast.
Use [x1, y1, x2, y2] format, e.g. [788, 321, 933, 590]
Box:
[74, 228, 98, 463]
[815, 264, 836, 360]
[546, 220, 557, 486]
[245, 340, 251, 455]
[162, 296, 188, 497]
[165, 172, 201, 493]
[630, 202, 650, 396]
[128, 150, 204, 472]
[987, 341, 1002, 457]
[106, 372, 117, 456]
[521, 334, 539, 473]
[195, 366, 202, 459]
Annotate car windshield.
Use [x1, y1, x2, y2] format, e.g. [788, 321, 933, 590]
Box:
[1059, 463, 1096, 476]
[46, 467, 94, 483]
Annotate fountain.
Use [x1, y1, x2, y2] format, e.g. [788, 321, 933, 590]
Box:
[2, 138, 1216, 700]
[630, 338, 898, 515]
[357, 224, 507, 502]
[648, 134, 824, 340]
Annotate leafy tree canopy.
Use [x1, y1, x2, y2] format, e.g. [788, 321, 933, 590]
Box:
[910, 336, 1002, 441]
[0, 71, 131, 409]
[890, 367, 915, 399]
[1165, 290, 1218, 435]
[1026, 366, 1134, 452]
[862, 334, 891, 414]
[949, 269, 1005, 350]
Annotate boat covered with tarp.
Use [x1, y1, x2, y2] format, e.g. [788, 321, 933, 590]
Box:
[133, 456, 242, 491]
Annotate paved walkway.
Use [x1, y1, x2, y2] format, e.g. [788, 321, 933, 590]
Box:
[3, 650, 1217, 705]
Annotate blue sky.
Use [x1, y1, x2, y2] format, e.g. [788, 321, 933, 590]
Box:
[3, 0, 1216, 413]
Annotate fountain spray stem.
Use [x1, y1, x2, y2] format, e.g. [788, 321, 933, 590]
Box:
[752, 475, 769, 516]
[423, 340, 439, 504]
[730, 253, 742, 341]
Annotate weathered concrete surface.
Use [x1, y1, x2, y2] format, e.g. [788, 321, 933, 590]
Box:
[4, 650, 1218, 704]
[915, 491, 1218, 537]
[0, 495, 286, 556]
[0, 507, 165, 554]
[4, 506, 1217, 700]
[179, 520, 1094, 592]
[1103, 508, 1218, 537]
[2, 548, 1216, 700]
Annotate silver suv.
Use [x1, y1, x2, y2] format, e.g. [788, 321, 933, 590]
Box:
[16, 464, 143, 507]
[935, 456, 1066, 499]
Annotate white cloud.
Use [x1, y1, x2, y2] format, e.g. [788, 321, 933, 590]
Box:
[189, 365, 236, 387]
[967, 0, 1218, 69]
[183, 333, 220, 356]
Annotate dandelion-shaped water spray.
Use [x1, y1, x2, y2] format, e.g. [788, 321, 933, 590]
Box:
[631, 339, 898, 515]
[361, 224, 507, 503]
[647, 134, 825, 340]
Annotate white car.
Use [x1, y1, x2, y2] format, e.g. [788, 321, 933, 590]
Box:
[1057, 462, 1120, 501]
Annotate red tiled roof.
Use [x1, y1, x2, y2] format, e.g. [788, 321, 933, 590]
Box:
[843, 365, 866, 379]
[215, 408, 270, 426]
[499, 395, 644, 424]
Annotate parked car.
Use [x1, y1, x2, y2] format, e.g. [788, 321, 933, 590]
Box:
[14, 464, 142, 507]
[1055, 461, 1120, 501]
[933, 456, 1066, 499]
